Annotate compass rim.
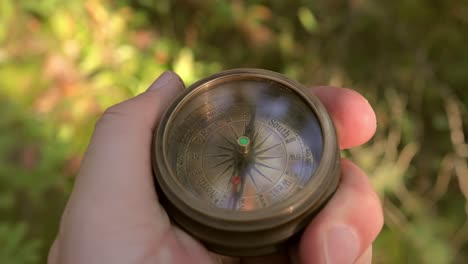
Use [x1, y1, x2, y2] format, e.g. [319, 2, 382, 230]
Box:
[152, 68, 340, 232]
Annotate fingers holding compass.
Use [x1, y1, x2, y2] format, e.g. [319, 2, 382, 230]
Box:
[311, 87, 376, 149]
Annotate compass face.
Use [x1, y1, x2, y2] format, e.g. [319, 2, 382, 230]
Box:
[163, 78, 323, 212]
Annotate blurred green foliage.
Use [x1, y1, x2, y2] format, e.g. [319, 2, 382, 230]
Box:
[1, 0, 467, 263]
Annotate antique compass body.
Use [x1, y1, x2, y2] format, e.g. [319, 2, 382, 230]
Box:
[152, 68, 340, 256]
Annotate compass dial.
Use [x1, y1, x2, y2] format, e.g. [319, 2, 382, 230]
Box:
[153, 69, 339, 256]
[165, 80, 323, 212]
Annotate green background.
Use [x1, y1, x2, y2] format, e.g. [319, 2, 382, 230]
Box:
[1, 0, 467, 263]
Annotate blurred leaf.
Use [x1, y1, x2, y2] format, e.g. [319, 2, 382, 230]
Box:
[0, 222, 41, 264]
[0, 191, 14, 210]
[50, 11, 75, 40]
[174, 48, 196, 84]
[297, 7, 318, 33]
[0, 0, 14, 43]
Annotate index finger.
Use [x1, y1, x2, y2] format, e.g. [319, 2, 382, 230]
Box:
[311, 87, 376, 149]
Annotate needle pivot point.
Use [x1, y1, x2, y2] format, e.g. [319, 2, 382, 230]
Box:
[237, 136, 250, 154]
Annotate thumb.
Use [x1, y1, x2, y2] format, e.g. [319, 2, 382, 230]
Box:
[54, 71, 185, 264]
[67, 71, 184, 217]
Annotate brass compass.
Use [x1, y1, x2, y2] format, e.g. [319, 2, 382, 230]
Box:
[152, 68, 340, 256]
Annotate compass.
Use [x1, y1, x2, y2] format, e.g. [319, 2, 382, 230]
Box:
[152, 68, 340, 256]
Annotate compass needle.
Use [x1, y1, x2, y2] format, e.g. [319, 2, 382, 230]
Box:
[152, 69, 340, 256]
[220, 165, 237, 196]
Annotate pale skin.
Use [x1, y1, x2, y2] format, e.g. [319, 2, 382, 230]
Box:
[48, 71, 383, 264]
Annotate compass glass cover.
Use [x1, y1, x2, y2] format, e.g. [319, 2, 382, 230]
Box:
[164, 78, 323, 211]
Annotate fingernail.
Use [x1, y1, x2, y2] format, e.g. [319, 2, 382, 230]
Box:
[147, 71, 183, 91]
[324, 225, 360, 264]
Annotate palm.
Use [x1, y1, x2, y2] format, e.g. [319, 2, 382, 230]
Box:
[122, 206, 292, 263]
[113, 185, 293, 264]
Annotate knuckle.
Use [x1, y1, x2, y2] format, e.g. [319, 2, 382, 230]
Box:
[95, 101, 131, 129]
[93, 92, 163, 133]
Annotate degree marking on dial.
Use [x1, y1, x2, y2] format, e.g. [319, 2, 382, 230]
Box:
[251, 165, 274, 183]
[256, 143, 282, 156]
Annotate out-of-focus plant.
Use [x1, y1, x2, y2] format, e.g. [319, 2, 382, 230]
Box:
[0, 222, 41, 264]
[0, 0, 467, 263]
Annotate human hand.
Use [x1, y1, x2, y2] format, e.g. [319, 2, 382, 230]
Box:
[48, 71, 382, 264]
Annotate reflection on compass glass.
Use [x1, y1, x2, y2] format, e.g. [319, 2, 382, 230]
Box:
[165, 78, 323, 211]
